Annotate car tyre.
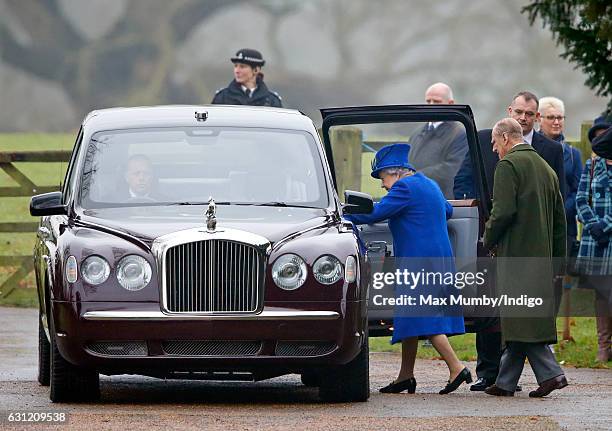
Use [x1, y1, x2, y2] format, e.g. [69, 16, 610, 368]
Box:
[300, 371, 320, 387]
[37, 312, 50, 386]
[49, 314, 100, 403]
[319, 339, 370, 402]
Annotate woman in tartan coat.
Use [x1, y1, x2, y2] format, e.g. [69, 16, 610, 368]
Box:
[575, 125, 612, 362]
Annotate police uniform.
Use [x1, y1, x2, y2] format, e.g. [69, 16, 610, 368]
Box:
[211, 48, 282, 108]
[212, 79, 282, 107]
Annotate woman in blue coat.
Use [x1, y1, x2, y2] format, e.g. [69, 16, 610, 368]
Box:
[345, 143, 471, 395]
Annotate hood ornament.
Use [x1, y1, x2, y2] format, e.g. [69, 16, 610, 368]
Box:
[205, 197, 217, 232]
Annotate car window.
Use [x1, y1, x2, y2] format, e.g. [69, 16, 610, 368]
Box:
[329, 121, 469, 201]
[78, 127, 329, 209]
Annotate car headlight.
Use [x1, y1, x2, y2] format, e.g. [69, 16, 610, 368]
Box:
[81, 255, 110, 285]
[313, 255, 343, 285]
[116, 255, 152, 291]
[272, 254, 307, 290]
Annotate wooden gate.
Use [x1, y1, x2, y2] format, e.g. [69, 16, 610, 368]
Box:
[0, 150, 71, 300]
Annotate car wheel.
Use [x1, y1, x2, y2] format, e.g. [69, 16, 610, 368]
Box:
[37, 312, 50, 386]
[300, 372, 320, 387]
[49, 314, 100, 403]
[319, 339, 370, 402]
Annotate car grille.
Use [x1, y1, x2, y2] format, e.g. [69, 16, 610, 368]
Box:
[275, 341, 337, 357]
[164, 240, 265, 313]
[162, 340, 262, 356]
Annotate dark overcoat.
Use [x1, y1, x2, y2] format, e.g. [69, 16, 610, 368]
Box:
[483, 144, 566, 344]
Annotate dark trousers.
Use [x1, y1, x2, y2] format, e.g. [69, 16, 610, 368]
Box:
[475, 330, 502, 380]
[495, 341, 564, 391]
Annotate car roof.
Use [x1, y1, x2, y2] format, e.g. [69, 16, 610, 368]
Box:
[82, 105, 314, 133]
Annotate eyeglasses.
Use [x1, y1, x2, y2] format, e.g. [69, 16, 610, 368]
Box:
[512, 109, 536, 118]
[543, 115, 565, 122]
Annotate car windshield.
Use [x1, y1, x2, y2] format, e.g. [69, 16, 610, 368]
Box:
[79, 127, 329, 209]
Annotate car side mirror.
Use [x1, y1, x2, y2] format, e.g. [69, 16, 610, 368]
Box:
[30, 192, 67, 216]
[343, 190, 373, 215]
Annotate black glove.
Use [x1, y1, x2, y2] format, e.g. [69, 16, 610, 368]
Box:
[590, 222, 610, 247]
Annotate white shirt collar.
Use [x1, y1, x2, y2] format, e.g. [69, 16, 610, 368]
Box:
[523, 129, 534, 145]
[129, 188, 149, 198]
[241, 85, 257, 97]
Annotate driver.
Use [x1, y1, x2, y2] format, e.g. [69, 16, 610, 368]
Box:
[122, 154, 164, 200]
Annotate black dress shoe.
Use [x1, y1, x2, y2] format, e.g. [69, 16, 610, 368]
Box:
[470, 377, 495, 391]
[529, 375, 568, 397]
[379, 377, 417, 394]
[439, 368, 472, 394]
[515, 384, 522, 392]
[484, 384, 514, 397]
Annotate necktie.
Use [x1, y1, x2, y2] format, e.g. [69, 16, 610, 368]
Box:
[245, 88, 252, 98]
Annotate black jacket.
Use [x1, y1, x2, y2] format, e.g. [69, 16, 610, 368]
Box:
[211, 77, 282, 107]
[476, 129, 566, 200]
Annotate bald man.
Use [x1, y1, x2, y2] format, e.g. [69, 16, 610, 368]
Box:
[484, 118, 567, 397]
[408, 82, 468, 199]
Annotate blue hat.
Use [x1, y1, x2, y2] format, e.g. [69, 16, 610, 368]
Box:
[588, 120, 611, 144]
[370, 143, 414, 178]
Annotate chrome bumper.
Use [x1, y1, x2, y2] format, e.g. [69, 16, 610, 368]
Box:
[82, 310, 341, 321]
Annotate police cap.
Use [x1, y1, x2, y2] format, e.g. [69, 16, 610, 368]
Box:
[231, 48, 265, 67]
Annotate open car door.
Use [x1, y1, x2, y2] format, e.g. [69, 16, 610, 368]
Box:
[320, 105, 492, 336]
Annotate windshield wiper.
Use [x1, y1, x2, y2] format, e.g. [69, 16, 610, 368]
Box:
[248, 202, 321, 209]
[169, 201, 232, 206]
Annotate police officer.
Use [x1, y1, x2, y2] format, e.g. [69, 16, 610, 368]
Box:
[211, 48, 282, 107]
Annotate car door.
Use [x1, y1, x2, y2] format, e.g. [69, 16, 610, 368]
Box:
[320, 105, 491, 335]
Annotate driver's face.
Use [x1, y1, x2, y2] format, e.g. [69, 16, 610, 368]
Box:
[126, 159, 153, 196]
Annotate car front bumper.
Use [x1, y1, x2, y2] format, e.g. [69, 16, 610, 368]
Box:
[51, 300, 366, 374]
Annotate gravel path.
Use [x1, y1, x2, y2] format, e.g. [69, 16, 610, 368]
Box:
[1, 306, 610, 431]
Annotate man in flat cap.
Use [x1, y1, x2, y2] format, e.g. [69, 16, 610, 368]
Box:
[211, 48, 282, 107]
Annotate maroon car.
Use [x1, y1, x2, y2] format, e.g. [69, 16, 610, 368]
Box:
[31, 105, 374, 403]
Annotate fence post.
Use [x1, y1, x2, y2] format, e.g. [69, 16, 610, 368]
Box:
[330, 127, 362, 201]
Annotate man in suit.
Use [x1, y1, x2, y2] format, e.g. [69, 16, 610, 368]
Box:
[469, 91, 566, 392]
[121, 154, 166, 201]
[483, 118, 567, 397]
[408, 82, 468, 199]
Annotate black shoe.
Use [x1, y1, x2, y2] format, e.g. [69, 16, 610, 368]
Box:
[470, 377, 495, 391]
[529, 375, 568, 398]
[439, 368, 473, 394]
[515, 384, 522, 392]
[484, 384, 514, 397]
[379, 377, 417, 394]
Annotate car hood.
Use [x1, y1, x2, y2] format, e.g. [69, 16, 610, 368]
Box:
[78, 205, 336, 245]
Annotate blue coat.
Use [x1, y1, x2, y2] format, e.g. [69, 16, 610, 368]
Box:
[345, 173, 465, 342]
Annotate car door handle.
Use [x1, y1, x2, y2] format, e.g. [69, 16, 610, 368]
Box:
[366, 241, 387, 253]
[37, 227, 51, 240]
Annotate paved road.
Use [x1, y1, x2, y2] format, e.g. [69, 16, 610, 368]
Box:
[1, 306, 611, 430]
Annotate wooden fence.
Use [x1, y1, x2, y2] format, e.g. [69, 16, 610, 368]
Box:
[0, 150, 71, 300]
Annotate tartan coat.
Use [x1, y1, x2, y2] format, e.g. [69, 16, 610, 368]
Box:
[575, 157, 612, 275]
[484, 144, 566, 344]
